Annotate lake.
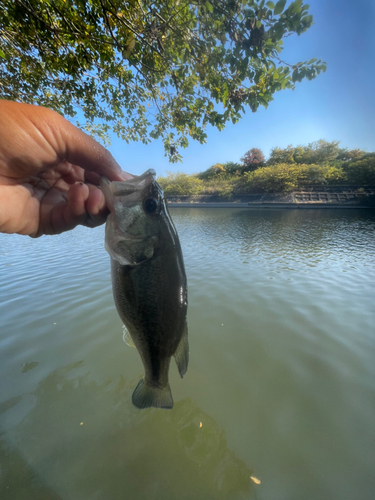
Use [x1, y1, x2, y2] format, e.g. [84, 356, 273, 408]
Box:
[0, 208, 374, 500]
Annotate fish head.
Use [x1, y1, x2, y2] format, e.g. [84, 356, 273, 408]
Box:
[101, 169, 167, 265]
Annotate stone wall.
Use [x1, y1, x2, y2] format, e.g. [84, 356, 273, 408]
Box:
[166, 187, 375, 207]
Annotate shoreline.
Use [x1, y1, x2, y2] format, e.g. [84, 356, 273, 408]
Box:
[166, 189, 375, 209]
[167, 202, 374, 209]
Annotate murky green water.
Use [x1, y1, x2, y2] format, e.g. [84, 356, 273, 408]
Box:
[1, 208, 374, 500]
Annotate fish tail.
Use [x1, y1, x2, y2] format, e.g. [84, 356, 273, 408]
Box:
[132, 379, 173, 409]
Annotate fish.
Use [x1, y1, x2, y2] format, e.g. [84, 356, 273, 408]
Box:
[100, 169, 188, 409]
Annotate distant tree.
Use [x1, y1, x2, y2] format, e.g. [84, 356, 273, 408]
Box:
[267, 145, 296, 165]
[267, 139, 342, 165]
[336, 148, 366, 162]
[241, 148, 265, 172]
[299, 140, 340, 164]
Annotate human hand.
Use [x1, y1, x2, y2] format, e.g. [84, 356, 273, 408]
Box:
[0, 100, 131, 237]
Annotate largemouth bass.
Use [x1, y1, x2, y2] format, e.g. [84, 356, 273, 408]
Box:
[101, 169, 188, 409]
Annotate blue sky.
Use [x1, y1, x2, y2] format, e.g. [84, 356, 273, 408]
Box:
[102, 0, 375, 177]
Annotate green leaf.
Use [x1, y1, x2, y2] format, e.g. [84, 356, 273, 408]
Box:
[302, 14, 313, 24]
[274, 0, 287, 15]
[0, 49, 5, 59]
[266, 1, 275, 8]
[205, 2, 213, 12]
[288, 0, 302, 14]
[273, 23, 284, 38]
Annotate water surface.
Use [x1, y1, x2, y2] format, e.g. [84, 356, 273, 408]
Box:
[1, 208, 374, 500]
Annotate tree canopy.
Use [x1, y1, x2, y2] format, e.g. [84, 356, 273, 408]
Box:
[0, 0, 326, 160]
[241, 147, 265, 171]
[268, 140, 341, 165]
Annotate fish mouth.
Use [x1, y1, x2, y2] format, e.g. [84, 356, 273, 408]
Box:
[101, 169, 156, 198]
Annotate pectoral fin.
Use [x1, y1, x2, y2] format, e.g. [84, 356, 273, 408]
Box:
[174, 322, 189, 378]
[122, 325, 136, 348]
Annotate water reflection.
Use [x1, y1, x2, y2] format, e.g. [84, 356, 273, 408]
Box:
[1, 363, 254, 500]
[175, 208, 375, 279]
[177, 207, 375, 258]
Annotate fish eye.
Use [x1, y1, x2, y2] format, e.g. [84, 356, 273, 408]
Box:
[144, 198, 158, 214]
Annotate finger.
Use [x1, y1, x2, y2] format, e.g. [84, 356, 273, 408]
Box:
[54, 162, 85, 185]
[0, 101, 132, 181]
[84, 170, 101, 186]
[51, 115, 133, 182]
[83, 184, 109, 228]
[42, 182, 89, 235]
[59, 166, 101, 187]
[52, 162, 100, 187]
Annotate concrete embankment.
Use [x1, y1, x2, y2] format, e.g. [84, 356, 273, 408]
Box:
[167, 187, 375, 209]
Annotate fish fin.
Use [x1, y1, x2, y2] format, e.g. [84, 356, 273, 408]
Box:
[174, 322, 189, 378]
[132, 379, 173, 409]
[122, 325, 135, 348]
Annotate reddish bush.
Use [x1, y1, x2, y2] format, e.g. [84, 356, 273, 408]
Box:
[240, 148, 265, 172]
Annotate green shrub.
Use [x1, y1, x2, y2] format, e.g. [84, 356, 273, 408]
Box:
[244, 164, 300, 192]
[223, 161, 242, 175]
[196, 163, 226, 179]
[216, 185, 235, 198]
[243, 163, 346, 193]
[157, 172, 203, 195]
[342, 155, 375, 185]
[300, 164, 346, 185]
[324, 165, 347, 184]
[199, 176, 239, 197]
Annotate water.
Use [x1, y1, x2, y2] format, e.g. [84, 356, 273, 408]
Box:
[0, 208, 374, 500]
